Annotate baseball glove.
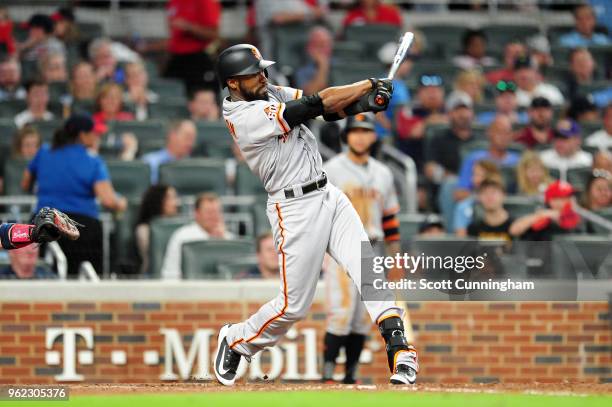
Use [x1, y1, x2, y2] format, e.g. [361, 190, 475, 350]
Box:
[31, 207, 82, 243]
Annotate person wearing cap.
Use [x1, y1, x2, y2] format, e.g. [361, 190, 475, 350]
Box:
[567, 95, 599, 123]
[515, 96, 555, 148]
[559, 4, 611, 49]
[322, 112, 404, 384]
[586, 103, 612, 151]
[485, 41, 527, 85]
[565, 48, 597, 102]
[424, 91, 475, 228]
[295, 26, 334, 96]
[476, 80, 528, 126]
[18, 13, 65, 62]
[21, 113, 127, 277]
[513, 56, 564, 108]
[51, 7, 78, 45]
[526, 34, 554, 72]
[396, 73, 446, 167]
[417, 216, 445, 237]
[455, 114, 520, 203]
[510, 180, 584, 241]
[452, 29, 497, 71]
[540, 119, 593, 180]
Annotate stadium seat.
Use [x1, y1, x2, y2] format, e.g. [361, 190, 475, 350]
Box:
[503, 195, 538, 218]
[181, 239, 255, 279]
[148, 216, 190, 278]
[551, 235, 612, 279]
[159, 158, 226, 196]
[483, 25, 540, 48]
[30, 120, 62, 143]
[272, 23, 313, 73]
[77, 22, 104, 42]
[251, 199, 271, 236]
[0, 118, 16, 139]
[148, 99, 190, 120]
[195, 121, 233, 158]
[108, 120, 167, 154]
[566, 166, 592, 192]
[546, 24, 573, 45]
[48, 82, 69, 101]
[216, 256, 260, 279]
[0, 100, 27, 117]
[330, 63, 386, 86]
[416, 24, 465, 60]
[71, 99, 96, 115]
[235, 162, 266, 196]
[344, 24, 401, 57]
[106, 160, 151, 199]
[398, 213, 440, 242]
[149, 78, 186, 99]
[3, 159, 29, 195]
[332, 41, 366, 62]
[110, 198, 141, 273]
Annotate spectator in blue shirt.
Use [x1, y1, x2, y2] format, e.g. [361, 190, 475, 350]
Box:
[455, 115, 520, 202]
[142, 119, 197, 184]
[22, 114, 127, 277]
[559, 4, 611, 48]
[0, 244, 56, 279]
[476, 80, 528, 126]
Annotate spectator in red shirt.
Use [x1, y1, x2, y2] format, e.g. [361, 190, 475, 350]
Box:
[485, 41, 526, 84]
[342, 0, 402, 27]
[165, 0, 220, 94]
[515, 96, 554, 148]
[0, 7, 16, 56]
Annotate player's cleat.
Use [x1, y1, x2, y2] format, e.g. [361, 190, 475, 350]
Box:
[389, 348, 419, 385]
[214, 324, 243, 386]
[378, 316, 419, 385]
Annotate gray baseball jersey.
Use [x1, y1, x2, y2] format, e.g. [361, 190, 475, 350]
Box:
[222, 85, 324, 194]
[323, 154, 400, 241]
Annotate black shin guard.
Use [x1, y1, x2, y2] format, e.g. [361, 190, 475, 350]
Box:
[378, 317, 409, 372]
[323, 332, 346, 380]
[344, 333, 366, 384]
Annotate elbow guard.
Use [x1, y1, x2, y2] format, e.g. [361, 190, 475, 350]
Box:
[283, 93, 325, 128]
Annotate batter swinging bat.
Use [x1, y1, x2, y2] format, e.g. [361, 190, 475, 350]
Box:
[386, 32, 415, 80]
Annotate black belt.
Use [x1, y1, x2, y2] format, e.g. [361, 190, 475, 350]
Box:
[284, 174, 327, 199]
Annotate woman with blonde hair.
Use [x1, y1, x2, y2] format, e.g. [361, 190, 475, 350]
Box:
[517, 150, 552, 196]
[452, 69, 485, 104]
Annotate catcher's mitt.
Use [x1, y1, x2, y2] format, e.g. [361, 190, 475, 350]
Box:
[31, 207, 82, 243]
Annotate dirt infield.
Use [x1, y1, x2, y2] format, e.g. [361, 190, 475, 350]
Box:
[67, 382, 612, 396]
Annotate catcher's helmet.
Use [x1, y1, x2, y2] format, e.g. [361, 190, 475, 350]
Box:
[341, 112, 376, 144]
[216, 44, 275, 88]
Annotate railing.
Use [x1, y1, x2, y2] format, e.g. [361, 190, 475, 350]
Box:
[381, 144, 418, 214]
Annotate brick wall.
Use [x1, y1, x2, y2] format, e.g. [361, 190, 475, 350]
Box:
[0, 301, 610, 384]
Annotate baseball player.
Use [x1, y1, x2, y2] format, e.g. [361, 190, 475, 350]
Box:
[213, 44, 419, 386]
[322, 113, 403, 384]
[0, 207, 81, 250]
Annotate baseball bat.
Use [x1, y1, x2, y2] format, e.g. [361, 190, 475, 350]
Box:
[386, 32, 415, 80]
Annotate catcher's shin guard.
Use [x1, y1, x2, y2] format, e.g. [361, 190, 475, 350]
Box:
[378, 316, 419, 384]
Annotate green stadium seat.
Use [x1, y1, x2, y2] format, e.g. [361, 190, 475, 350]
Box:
[71, 99, 96, 115]
[0, 118, 16, 139]
[503, 195, 538, 218]
[148, 100, 190, 120]
[181, 239, 255, 280]
[150, 78, 186, 99]
[217, 257, 260, 279]
[235, 163, 266, 196]
[110, 198, 141, 273]
[195, 121, 233, 158]
[106, 160, 151, 199]
[483, 25, 540, 47]
[272, 23, 313, 73]
[0, 100, 27, 117]
[567, 166, 592, 192]
[398, 213, 440, 242]
[30, 120, 62, 143]
[251, 199, 271, 236]
[345, 24, 401, 56]
[417, 24, 465, 60]
[159, 158, 226, 196]
[3, 159, 29, 195]
[108, 120, 166, 154]
[148, 216, 190, 278]
[77, 22, 104, 42]
[551, 235, 612, 279]
[330, 63, 386, 86]
[332, 41, 366, 62]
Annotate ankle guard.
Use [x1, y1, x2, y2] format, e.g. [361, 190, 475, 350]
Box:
[378, 316, 409, 371]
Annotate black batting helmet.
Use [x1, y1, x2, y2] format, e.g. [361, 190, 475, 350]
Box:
[341, 113, 376, 144]
[216, 44, 275, 88]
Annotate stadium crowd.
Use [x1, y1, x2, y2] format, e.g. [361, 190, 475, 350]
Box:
[0, 0, 611, 280]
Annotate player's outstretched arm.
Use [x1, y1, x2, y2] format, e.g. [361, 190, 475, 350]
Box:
[0, 208, 81, 250]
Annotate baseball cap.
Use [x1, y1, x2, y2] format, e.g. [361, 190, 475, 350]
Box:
[553, 119, 581, 139]
[495, 80, 517, 93]
[418, 74, 443, 88]
[27, 14, 54, 34]
[445, 91, 473, 111]
[64, 113, 94, 134]
[51, 7, 75, 22]
[530, 96, 552, 109]
[418, 215, 444, 234]
[346, 113, 376, 132]
[544, 180, 575, 204]
[527, 34, 551, 55]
